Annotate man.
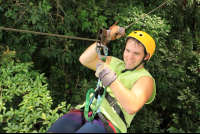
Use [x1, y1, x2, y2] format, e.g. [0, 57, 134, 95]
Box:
[47, 26, 156, 133]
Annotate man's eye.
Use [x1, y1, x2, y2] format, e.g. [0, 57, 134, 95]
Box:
[135, 53, 139, 55]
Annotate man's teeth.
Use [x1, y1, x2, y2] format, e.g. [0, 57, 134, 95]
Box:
[127, 60, 134, 63]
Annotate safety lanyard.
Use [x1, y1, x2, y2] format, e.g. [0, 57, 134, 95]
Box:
[84, 43, 108, 121]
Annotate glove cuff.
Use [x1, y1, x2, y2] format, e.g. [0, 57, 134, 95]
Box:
[109, 26, 126, 40]
[118, 27, 126, 37]
[101, 70, 118, 87]
[107, 29, 111, 37]
[99, 67, 110, 79]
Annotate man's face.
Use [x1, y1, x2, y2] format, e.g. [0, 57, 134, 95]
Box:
[123, 39, 146, 70]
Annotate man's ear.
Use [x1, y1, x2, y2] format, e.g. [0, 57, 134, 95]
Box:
[144, 53, 150, 61]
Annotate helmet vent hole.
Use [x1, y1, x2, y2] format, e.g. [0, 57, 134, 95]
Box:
[139, 34, 143, 36]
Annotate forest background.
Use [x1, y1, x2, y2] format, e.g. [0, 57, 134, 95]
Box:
[0, 0, 200, 133]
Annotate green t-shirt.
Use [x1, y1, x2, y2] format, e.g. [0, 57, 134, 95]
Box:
[76, 57, 156, 133]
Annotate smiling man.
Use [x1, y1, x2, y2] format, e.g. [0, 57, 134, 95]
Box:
[124, 38, 148, 70]
[47, 27, 156, 133]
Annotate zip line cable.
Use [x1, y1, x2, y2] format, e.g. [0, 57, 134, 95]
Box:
[125, 0, 171, 30]
[3, 8, 28, 35]
[0, 27, 100, 42]
[0, 0, 170, 42]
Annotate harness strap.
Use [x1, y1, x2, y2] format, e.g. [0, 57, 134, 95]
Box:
[105, 92, 127, 126]
[97, 112, 115, 133]
[94, 87, 127, 126]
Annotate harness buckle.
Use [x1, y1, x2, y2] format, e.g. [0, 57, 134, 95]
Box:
[109, 100, 117, 107]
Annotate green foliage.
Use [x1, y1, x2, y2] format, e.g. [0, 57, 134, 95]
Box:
[0, 0, 200, 133]
[127, 105, 163, 133]
[166, 87, 200, 133]
[0, 48, 71, 133]
[0, 45, 16, 63]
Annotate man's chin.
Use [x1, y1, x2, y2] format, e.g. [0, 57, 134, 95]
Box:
[125, 65, 134, 70]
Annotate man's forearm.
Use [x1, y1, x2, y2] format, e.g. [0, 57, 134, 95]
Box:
[79, 42, 99, 71]
[109, 79, 138, 115]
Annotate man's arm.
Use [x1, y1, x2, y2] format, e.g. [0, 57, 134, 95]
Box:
[79, 25, 125, 71]
[109, 76, 154, 115]
[79, 42, 112, 71]
[95, 59, 154, 115]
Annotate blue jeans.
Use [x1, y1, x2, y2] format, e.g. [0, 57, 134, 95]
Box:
[47, 109, 118, 133]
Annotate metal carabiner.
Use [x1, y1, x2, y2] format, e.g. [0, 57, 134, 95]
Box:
[95, 42, 108, 61]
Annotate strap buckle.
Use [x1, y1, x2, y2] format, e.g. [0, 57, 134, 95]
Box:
[109, 100, 117, 107]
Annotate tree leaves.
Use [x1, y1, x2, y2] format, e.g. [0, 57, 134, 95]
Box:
[0, 0, 199, 133]
[0, 58, 70, 133]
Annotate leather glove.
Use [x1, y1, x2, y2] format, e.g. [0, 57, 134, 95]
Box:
[97, 21, 126, 45]
[95, 60, 117, 87]
[107, 21, 126, 41]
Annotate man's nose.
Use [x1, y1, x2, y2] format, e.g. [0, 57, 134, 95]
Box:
[128, 53, 134, 59]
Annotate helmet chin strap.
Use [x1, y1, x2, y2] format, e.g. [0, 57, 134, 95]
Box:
[121, 54, 147, 73]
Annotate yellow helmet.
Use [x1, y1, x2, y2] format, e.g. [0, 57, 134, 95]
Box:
[126, 31, 156, 60]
